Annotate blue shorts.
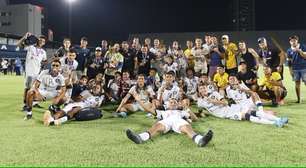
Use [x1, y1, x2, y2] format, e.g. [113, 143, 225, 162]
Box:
[293, 69, 306, 83]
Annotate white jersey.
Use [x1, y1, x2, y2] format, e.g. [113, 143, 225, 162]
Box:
[83, 95, 104, 108]
[197, 91, 228, 118]
[24, 45, 47, 76]
[156, 109, 190, 120]
[158, 84, 181, 103]
[226, 83, 251, 103]
[184, 76, 198, 95]
[37, 70, 65, 91]
[60, 57, 78, 77]
[128, 85, 155, 103]
[163, 62, 178, 73]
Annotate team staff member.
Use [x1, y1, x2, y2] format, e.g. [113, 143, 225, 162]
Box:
[287, 35, 306, 103]
[258, 37, 286, 79]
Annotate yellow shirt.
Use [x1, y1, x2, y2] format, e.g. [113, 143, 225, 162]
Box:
[184, 48, 194, 67]
[258, 72, 281, 89]
[213, 72, 229, 88]
[224, 43, 238, 69]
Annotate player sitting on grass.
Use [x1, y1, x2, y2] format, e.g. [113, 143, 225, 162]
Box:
[197, 85, 288, 127]
[24, 59, 66, 120]
[114, 74, 155, 118]
[126, 98, 213, 147]
[43, 84, 104, 126]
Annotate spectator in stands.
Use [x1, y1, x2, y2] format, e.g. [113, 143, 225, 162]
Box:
[15, 57, 22, 76]
[257, 37, 285, 79]
[287, 35, 306, 103]
[258, 66, 287, 106]
[136, 45, 155, 76]
[1, 59, 8, 75]
[104, 44, 124, 87]
[184, 40, 194, 68]
[121, 41, 137, 77]
[222, 35, 238, 75]
[55, 38, 71, 58]
[86, 47, 105, 80]
[238, 41, 259, 72]
[209, 36, 225, 78]
[75, 37, 90, 79]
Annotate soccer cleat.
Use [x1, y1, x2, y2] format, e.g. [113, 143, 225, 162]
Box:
[126, 129, 143, 144]
[118, 112, 128, 118]
[280, 117, 289, 124]
[43, 111, 52, 126]
[145, 113, 153, 118]
[198, 130, 213, 147]
[22, 105, 27, 112]
[274, 119, 285, 128]
[24, 114, 32, 120]
[33, 103, 43, 108]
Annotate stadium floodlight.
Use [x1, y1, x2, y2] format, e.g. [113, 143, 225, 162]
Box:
[66, 0, 76, 3]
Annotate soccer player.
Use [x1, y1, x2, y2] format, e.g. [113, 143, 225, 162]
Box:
[115, 74, 155, 118]
[43, 84, 104, 126]
[191, 38, 209, 74]
[24, 59, 66, 120]
[287, 35, 306, 103]
[197, 85, 288, 127]
[125, 98, 213, 147]
[17, 32, 47, 110]
[184, 68, 199, 101]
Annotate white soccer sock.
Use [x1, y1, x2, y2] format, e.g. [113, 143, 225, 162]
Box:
[194, 134, 204, 144]
[256, 110, 279, 121]
[255, 101, 264, 113]
[138, 132, 150, 141]
[27, 111, 32, 115]
[55, 116, 68, 124]
[250, 116, 275, 125]
[48, 117, 54, 123]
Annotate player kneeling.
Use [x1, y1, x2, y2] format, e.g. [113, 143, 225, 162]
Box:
[126, 99, 213, 147]
[197, 85, 288, 127]
[43, 84, 104, 126]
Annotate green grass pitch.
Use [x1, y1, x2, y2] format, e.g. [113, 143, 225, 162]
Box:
[0, 67, 306, 166]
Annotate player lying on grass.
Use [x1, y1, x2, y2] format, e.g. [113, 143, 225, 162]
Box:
[126, 98, 213, 147]
[23, 59, 66, 120]
[197, 85, 288, 127]
[226, 74, 276, 115]
[114, 74, 156, 118]
[43, 84, 104, 126]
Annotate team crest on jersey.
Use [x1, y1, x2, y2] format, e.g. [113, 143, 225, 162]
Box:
[55, 79, 61, 84]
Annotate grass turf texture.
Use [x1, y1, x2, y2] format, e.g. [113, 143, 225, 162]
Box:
[0, 67, 306, 166]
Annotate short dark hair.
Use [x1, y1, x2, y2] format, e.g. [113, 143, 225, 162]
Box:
[166, 71, 175, 76]
[137, 74, 145, 78]
[149, 68, 157, 72]
[81, 36, 88, 41]
[289, 35, 299, 41]
[51, 59, 61, 65]
[39, 35, 47, 41]
[80, 75, 88, 80]
[217, 64, 225, 68]
[68, 48, 76, 53]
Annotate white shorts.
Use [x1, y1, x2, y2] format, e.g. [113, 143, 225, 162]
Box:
[239, 98, 256, 111]
[225, 104, 250, 120]
[130, 102, 150, 112]
[25, 76, 37, 89]
[62, 102, 87, 113]
[39, 89, 59, 100]
[158, 116, 189, 134]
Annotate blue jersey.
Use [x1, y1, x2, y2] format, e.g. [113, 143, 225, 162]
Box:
[75, 46, 91, 71]
[287, 44, 306, 70]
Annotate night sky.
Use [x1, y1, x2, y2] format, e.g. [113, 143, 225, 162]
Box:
[9, 0, 306, 46]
